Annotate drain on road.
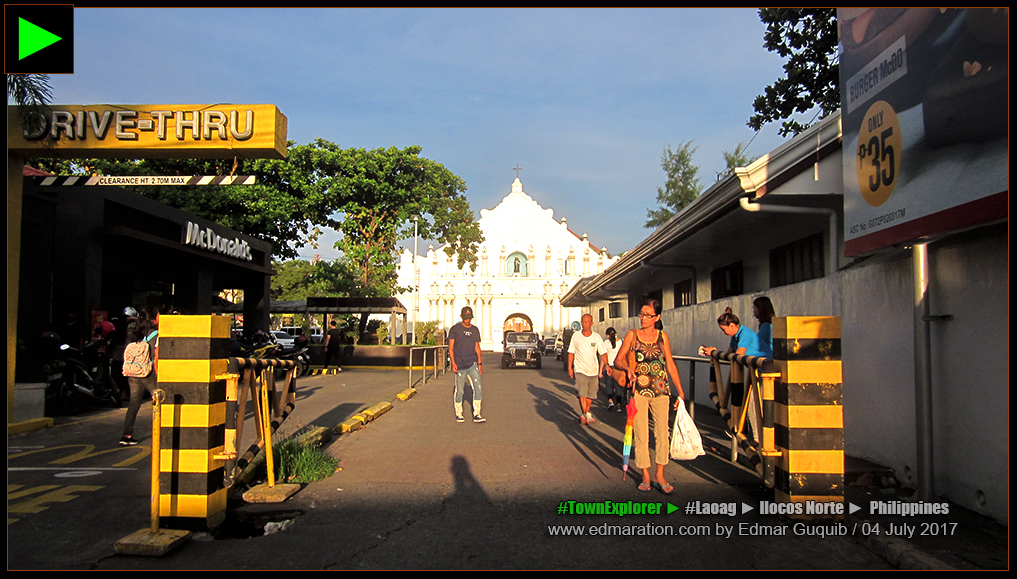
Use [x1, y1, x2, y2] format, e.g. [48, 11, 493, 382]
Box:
[216, 507, 305, 539]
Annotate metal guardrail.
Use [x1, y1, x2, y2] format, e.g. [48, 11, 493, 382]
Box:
[219, 357, 299, 486]
[407, 346, 448, 389]
[701, 351, 779, 488]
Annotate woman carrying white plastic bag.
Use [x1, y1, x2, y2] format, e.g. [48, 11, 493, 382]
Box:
[670, 398, 705, 460]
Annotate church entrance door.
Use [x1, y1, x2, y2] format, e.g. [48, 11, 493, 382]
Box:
[503, 313, 533, 334]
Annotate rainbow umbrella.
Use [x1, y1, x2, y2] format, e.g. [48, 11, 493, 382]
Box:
[621, 398, 637, 480]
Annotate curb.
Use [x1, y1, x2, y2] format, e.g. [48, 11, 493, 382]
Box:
[7, 417, 55, 434]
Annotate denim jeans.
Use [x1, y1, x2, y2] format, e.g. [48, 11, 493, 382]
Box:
[454, 362, 482, 404]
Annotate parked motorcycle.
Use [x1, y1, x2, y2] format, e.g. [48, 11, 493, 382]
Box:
[277, 344, 310, 377]
[232, 330, 285, 381]
[44, 337, 123, 415]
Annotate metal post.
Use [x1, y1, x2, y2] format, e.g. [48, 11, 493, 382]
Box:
[261, 373, 276, 487]
[150, 389, 165, 533]
[412, 215, 419, 345]
[760, 372, 780, 489]
[688, 361, 696, 421]
[913, 243, 934, 501]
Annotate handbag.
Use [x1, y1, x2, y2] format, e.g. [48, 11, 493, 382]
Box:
[611, 347, 635, 388]
[670, 398, 705, 460]
[609, 366, 627, 388]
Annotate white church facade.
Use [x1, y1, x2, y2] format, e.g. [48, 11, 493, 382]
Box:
[397, 178, 619, 351]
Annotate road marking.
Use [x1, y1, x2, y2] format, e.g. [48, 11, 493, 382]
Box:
[9, 466, 136, 472]
[7, 484, 104, 524]
[8, 444, 151, 467]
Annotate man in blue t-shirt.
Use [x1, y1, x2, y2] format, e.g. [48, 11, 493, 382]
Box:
[448, 306, 484, 423]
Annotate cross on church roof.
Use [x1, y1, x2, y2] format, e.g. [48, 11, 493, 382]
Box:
[513, 164, 522, 178]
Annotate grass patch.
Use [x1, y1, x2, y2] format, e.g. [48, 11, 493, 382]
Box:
[271, 438, 339, 484]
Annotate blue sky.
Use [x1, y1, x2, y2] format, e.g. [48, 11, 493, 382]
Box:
[46, 8, 805, 258]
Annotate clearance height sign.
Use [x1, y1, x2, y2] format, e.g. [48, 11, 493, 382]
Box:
[7, 104, 287, 159]
[838, 8, 1007, 256]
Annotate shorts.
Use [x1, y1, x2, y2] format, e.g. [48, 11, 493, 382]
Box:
[575, 373, 599, 399]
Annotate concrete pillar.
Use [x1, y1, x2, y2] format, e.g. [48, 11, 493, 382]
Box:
[156, 314, 232, 530]
[482, 297, 493, 342]
[773, 316, 843, 516]
[543, 296, 554, 336]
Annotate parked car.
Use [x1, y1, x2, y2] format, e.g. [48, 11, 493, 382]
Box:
[545, 333, 558, 356]
[501, 331, 542, 369]
[271, 331, 295, 349]
[281, 325, 323, 344]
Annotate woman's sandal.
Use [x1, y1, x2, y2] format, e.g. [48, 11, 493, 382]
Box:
[651, 481, 674, 495]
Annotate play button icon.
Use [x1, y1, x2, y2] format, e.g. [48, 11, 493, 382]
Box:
[5, 5, 74, 73]
[19, 18, 62, 60]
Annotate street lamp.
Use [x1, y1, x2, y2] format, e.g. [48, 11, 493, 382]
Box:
[411, 214, 421, 345]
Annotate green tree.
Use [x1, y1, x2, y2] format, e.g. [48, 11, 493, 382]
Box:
[271, 259, 331, 301]
[310, 257, 357, 298]
[304, 142, 483, 336]
[305, 141, 482, 295]
[717, 142, 758, 180]
[7, 73, 52, 135]
[645, 141, 702, 228]
[747, 8, 839, 137]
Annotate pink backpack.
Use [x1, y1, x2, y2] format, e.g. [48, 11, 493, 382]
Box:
[122, 341, 152, 377]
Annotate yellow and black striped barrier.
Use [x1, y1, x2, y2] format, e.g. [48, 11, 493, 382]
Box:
[307, 365, 341, 376]
[708, 358, 732, 427]
[709, 352, 772, 477]
[226, 357, 297, 483]
[156, 315, 231, 530]
[773, 316, 843, 516]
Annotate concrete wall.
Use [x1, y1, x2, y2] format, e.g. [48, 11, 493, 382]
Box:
[928, 232, 1008, 523]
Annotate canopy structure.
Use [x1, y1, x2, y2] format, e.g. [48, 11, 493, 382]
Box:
[216, 297, 409, 345]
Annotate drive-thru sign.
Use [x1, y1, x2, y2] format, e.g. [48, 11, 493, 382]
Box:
[8, 104, 288, 159]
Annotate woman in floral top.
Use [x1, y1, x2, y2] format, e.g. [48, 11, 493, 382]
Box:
[615, 299, 685, 495]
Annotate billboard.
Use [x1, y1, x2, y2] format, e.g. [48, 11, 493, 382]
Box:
[839, 8, 1008, 256]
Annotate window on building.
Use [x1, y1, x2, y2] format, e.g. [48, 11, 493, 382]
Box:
[609, 302, 621, 319]
[505, 251, 528, 276]
[598, 308, 605, 322]
[711, 262, 743, 299]
[673, 279, 693, 308]
[770, 233, 824, 288]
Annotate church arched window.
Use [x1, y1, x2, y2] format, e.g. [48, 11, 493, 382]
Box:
[505, 251, 528, 276]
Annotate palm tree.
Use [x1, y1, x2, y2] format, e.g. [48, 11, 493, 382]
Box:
[7, 73, 52, 135]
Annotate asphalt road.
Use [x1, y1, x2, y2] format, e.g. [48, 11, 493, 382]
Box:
[7, 353, 1005, 569]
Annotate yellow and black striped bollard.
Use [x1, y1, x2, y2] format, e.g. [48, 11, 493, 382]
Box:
[155, 315, 231, 530]
[773, 316, 843, 518]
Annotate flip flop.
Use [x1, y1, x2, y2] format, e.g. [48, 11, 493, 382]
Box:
[637, 482, 652, 492]
[651, 481, 674, 495]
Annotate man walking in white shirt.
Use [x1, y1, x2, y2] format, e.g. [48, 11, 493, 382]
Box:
[568, 313, 608, 425]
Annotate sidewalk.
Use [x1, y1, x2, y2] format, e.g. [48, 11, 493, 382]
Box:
[689, 402, 1008, 570]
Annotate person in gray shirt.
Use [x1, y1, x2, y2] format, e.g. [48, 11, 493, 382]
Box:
[448, 306, 485, 423]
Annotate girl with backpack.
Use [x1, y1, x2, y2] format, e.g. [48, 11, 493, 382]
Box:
[120, 318, 158, 446]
